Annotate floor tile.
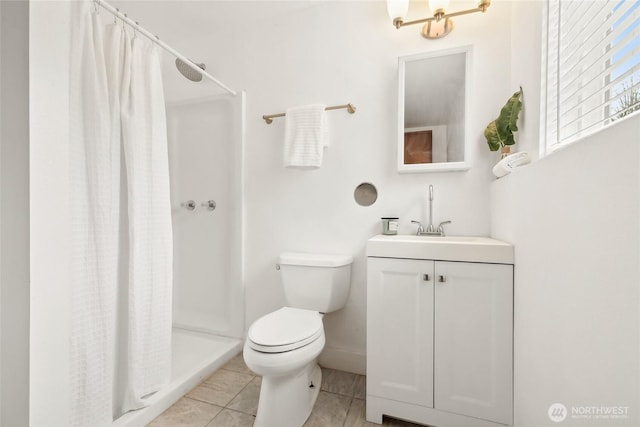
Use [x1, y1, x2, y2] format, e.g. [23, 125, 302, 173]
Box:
[354, 375, 366, 399]
[187, 369, 254, 407]
[147, 397, 222, 427]
[222, 353, 254, 376]
[227, 376, 261, 416]
[150, 367, 393, 427]
[206, 409, 255, 427]
[203, 367, 255, 390]
[303, 391, 351, 427]
[320, 367, 358, 396]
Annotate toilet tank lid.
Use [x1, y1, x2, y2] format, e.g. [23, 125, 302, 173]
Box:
[279, 252, 353, 267]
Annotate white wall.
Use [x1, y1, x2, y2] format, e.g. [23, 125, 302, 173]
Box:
[1, 1, 30, 425]
[491, 2, 640, 425]
[192, 0, 513, 373]
[509, 0, 543, 160]
[111, 0, 513, 374]
[492, 114, 640, 427]
[0, 3, 3, 420]
[29, 1, 72, 425]
[128, 0, 514, 373]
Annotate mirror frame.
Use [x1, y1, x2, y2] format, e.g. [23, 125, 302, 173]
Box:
[397, 45, 473, 173]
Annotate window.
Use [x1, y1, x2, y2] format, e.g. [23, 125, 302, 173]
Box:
[542, 0, 640, 154]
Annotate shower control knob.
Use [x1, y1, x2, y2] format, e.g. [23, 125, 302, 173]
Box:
[184, 200, 196, 211]
[202, 200, 216, 211]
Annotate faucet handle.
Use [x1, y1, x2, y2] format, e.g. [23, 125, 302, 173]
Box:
[411, 220, 424, 235]
[437, 220, 451, 236]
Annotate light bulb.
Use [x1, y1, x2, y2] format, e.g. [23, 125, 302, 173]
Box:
[387, 0, 409, 21]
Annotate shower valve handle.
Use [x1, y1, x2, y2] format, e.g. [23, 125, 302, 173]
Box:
[202, 200, 216, 211]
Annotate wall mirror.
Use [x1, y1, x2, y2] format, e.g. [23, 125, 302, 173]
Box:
[397, 46, 472, 173]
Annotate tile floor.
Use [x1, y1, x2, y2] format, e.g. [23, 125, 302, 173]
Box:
[148, 353, 424, 427]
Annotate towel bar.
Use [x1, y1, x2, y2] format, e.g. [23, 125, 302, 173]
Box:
[262, 103, 356, 124]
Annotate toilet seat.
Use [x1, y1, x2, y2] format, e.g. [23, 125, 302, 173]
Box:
[248, 307, 323, 353]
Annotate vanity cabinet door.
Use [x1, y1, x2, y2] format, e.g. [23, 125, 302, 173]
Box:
[367, 257, 434, 408]
[434, 261, 513, 425]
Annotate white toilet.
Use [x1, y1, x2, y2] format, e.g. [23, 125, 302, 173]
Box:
[243, 252, 353, 427]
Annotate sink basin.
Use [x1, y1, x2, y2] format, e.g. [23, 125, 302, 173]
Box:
[367, 234, 514, 264]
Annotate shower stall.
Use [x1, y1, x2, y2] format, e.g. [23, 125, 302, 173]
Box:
[114, 93, 245, 426]
[70, 2, 245, 425]
[168, 95, 244, 338]
[28, 2, 245, 425]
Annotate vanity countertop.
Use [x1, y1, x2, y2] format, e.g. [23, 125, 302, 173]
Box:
[367, 234, 514, 264]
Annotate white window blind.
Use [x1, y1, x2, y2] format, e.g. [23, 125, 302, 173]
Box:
[542, 0, 640, 152]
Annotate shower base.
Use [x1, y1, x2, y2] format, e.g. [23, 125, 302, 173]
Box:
[113, 328, 242, 427]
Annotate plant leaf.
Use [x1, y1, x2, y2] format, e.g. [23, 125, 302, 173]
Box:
[507, 88, 523, 133]
[494, 89, 523, 147]
[484, 121, 503, 151]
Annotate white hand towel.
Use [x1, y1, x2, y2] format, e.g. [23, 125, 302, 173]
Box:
[283, 104, 328, 168]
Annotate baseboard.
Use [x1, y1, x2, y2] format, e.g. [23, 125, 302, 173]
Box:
[319, 347, 366, 375]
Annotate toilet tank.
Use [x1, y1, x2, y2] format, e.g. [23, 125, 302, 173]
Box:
[279, 252, 353, 313]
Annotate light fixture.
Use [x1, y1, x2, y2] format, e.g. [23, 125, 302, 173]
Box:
[388, 0, 491, 39]
[387, 0, 410, 25]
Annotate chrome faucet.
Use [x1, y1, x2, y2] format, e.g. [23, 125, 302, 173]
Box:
[411, 185, 451, 236]
[412, 220, 451, 236]
[426, 185, 435, 233]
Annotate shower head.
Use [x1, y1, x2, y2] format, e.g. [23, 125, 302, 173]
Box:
[175, 58, 206, 82]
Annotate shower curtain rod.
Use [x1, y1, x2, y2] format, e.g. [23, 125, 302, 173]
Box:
[94, 0, 237, 96]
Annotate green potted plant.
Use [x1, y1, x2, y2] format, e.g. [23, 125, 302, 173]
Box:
[484, 87, 523, 158]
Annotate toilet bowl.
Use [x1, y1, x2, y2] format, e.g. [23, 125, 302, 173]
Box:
[243, 252, 352, 427]
[243, 307, 325, 427]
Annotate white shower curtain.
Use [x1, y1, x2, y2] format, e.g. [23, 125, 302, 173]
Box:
[120, 32, 174, 413]
[69, 7, 119, 427]
[69, 2, 173, 425]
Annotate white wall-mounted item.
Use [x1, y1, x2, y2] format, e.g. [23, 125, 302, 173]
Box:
[398, 46, 472, 173]
[366, 236, 514, 427]
[492, 151, 531, 178]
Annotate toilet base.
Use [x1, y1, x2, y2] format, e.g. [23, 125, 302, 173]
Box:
[254, 362, 322, 427]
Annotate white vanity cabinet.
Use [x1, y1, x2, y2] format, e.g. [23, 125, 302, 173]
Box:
[367, 258, 435, 408]
[366, 235, 514, 427]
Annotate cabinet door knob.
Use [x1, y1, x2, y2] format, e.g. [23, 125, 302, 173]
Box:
[423, 274, 430, 281]
[438, 275, 446, 283]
